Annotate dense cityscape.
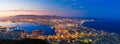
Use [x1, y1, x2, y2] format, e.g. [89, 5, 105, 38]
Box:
[0, 0, 119, 44]
[0, 15, 119, 44]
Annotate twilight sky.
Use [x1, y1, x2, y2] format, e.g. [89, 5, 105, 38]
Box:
[0, 0, 119, 19]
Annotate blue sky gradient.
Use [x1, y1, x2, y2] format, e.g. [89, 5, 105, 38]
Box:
[0, 0, 119, 19]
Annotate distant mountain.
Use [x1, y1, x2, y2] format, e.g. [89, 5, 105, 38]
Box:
[15, 15, 59, 17]
[13, 15, 65, 19]
[12, 15, 95, 19]
[0, 15, 103, 20]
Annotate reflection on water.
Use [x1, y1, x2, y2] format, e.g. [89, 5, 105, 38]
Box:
[0, 22, 56, 35]
[0, 22, 21, 27]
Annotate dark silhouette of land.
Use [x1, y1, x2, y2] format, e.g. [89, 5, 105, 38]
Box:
[0, 39, 49, 44]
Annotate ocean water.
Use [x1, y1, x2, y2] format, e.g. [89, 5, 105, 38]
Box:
[0, 22, 56, 35]
[83, 20, 120, 33]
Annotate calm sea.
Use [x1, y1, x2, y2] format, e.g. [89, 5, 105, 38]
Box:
[0, 22, 56, 35]
[83, 20, 120, 33]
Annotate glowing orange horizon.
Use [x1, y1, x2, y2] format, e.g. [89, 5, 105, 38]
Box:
[0, 10, 58, 17]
